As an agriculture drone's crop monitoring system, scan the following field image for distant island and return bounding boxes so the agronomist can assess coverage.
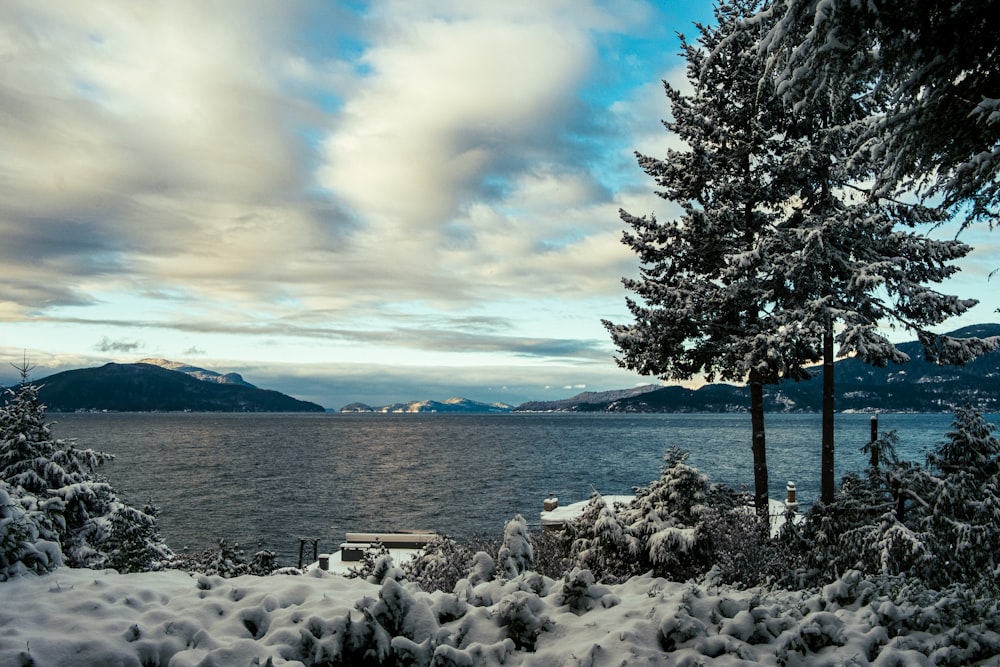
[341,397,514,414]
[25,361,325,413]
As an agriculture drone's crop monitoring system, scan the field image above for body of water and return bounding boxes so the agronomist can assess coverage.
[50,411,986,566]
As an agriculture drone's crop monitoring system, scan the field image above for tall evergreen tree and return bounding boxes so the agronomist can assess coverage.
[605,0,819,517]
[748,3,1000,503]
[610,0,998,513]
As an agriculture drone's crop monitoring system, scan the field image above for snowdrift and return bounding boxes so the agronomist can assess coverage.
[3,566,999,666]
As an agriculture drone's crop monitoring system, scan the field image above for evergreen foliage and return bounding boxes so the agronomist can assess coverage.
[609,0,997,511]
[0,371,172,573]
[604,0,820,516]
[165,539,281,578]
[917,406,1000,587]
[758,0,1000,224]
[497,514,534,578]
[787,407,1000,591]
[400,535,473,594]
[0,481,62,580]
[568,448,770,584]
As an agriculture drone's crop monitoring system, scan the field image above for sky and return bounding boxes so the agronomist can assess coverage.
[1,1,997,410]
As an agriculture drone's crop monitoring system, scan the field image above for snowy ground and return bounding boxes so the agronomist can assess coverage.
[3,565,999,666]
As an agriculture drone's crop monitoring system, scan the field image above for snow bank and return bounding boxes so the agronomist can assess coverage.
[3,566,999,666]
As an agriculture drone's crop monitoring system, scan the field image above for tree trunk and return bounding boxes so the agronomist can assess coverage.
[821,323,835,504]
[749,371,769,520]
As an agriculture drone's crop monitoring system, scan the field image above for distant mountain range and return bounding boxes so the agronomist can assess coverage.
[10,323,999,414]
[341,397,514,413]
[515,324,1000,414]
[25,362,325,413]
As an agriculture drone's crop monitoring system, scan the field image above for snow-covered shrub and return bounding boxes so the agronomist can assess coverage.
[570,492,643,583]
[430,640,516,667]
[556,567,617,615]
[370,578,439,642]
[103,500,173,573]
[916,406,1000,588]
[657,607,709,652]
[791,428,934,586]
[789,408,1000,591]
[0,481,62,579]
[492,590,551,650]
[0,378,172,571]
[496,514,533,578]
[570,448,720,582]
[341,541,405,584]
[526,527,573,580]
[166,539,279,577]
[698,492,802,588]
[403,535,479,594]
[404,531,520,594]
[466,550,496,586]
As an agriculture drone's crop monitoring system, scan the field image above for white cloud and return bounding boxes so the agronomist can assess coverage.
[318,18,594,231]
[1,0,667,319]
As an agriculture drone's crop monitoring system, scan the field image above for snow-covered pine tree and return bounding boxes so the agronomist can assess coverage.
[916,406,1000,586]
[758,0,999,225]
[745,6,999,503]
[569,449,719,582]
[799,429,931,582]
[604,0,822,518]
[568,492,640,583]
[0,367,172,571]
[0,481,63,579]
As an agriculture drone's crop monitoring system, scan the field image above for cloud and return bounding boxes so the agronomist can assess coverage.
[45,315,608,360]
[319,18,593,228]
[0,0,735,376]
[0,0,661,318]
[95,337,144,353]
[0,1,357,305]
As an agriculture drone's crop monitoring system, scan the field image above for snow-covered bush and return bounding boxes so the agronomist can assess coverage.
[466,550,496,586]
[492,590,552,650]
[166,538,279,577]
[525,526,573,580]
[916,406,1000,588]
[402,535,474,594]
[0,481,62,580]
[570,448,724,583]
[341,540,404,584]
[698,492,803,588]
[791,407,1000,590]
[405,528,570,595]
[556,567,617,615]
[496,514,533,578]
[0,377,172,572]
[569,492,641,583]
[104,500,171,573]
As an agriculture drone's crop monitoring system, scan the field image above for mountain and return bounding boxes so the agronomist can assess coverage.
[515,324,1000,414]
[30,362,325,412]
[340,397,513,413]
[137,358,256,388]
[515,384,664,412]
